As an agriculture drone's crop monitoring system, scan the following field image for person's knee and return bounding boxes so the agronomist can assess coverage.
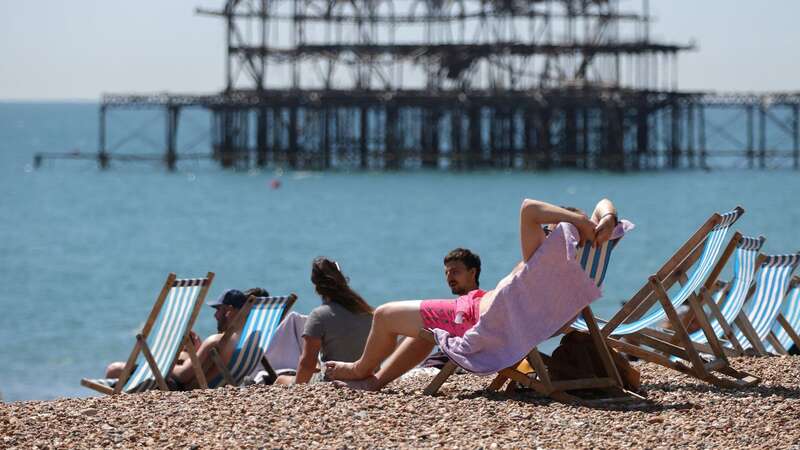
[105,361,125,378]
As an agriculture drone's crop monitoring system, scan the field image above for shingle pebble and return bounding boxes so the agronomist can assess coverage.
[1,357,799,448]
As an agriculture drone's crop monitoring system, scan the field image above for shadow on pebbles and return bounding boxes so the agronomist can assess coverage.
[2,357,800,448]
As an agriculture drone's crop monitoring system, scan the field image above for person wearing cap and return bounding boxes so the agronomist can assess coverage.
[103,287,268,390]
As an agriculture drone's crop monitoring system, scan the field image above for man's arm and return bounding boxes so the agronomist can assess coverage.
[294,336,322,384]
[171,334,223,385]
[520,199,596,262]
[591,198,618,246]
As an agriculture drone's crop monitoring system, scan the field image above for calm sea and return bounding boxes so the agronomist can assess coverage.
[1,102,798,402]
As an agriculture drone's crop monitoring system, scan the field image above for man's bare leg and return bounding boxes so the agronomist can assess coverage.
[326,300,424,380]
[334,336,435,391]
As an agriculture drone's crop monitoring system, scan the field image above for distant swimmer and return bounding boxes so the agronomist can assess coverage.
[270,179,281,189]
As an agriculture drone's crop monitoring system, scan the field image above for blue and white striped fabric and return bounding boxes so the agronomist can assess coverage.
[606,208,741,336]
[122,279,205,392]
[769,281,800,351]
[734,254,800,350]
[570,238,622,332]
[688,236,764,345]
[83,279,206,393]
[210,296,293,387]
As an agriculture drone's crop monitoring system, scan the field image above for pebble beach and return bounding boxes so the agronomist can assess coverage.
[2,357,799,449]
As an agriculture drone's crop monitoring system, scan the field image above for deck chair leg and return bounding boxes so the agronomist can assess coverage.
[423,360,457,396]
[776,314,800,349]
[649,277,710,377]
[687,292,729,363]
[735,312,769,356]
[80,379,116,395]
[581,306,624,388]
[210,346,236,387]
[487,373,509,391]
[261,356,278,384]
[702,290,747,355]
[766,332,788,356]
[183,336,208,389]
[137,334,170,391]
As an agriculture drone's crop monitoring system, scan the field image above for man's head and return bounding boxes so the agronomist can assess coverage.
[207,289,249,333]
[444,248,481,295]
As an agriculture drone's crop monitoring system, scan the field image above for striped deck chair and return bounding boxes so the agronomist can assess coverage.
[81,273,214,395]
[732,254,800,356]
[631,234,763,388]
[588,207,758,388]
[207,294,297,388]
[423,227,633,403]
[767,276,800,354]
[687,235,765,357]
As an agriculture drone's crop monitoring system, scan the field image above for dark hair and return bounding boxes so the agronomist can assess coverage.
[443,248,481,286]
[311,257,373,315]
[243,287,270,298]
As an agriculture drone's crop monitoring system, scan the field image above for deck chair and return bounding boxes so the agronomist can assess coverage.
[206,294,297,388]
[626,234,763,385]
[766,276,800,354]
[586,207,758,388]
[732,254,800,356]
[81,273,214,394]
[422,223,633,403]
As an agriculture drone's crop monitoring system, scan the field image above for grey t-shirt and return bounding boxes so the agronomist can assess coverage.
[303,302,372,363]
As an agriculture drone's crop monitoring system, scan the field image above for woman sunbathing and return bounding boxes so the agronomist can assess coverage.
[324,198,619,391]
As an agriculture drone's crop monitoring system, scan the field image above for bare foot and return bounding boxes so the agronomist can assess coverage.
[324,361,370,381]
[331,377,381,392]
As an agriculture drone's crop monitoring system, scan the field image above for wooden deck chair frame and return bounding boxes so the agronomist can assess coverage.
[597,209,761,388]
[617,233,761,387]
[731,257,800,356]
[206,293,298,388]
[81,272,214,395]
[766,276,800,355]
[421,233,638,404]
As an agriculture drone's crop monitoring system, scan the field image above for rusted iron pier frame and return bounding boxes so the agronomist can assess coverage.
[83,89,800,171]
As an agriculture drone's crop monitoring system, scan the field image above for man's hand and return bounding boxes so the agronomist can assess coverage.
[593,214,617,247]
[189,331,202,349]
[574,216,597,247]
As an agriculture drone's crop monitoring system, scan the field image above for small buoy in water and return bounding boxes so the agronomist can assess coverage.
[270,179,281,189]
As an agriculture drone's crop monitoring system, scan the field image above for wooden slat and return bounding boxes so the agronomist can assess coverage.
[138,334,170,391]
[734,311,769,356]
[776,314,800,348]
[80,379,116,395]
[423,361,457,396]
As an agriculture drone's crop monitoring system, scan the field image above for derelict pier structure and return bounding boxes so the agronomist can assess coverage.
[38,0,800,171]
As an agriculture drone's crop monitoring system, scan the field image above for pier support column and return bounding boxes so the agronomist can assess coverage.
[747,105,754,169]
[793,105,799,170]
[385,104,399,170]
[699,105,708,170]
[468,105,481,169]
[165,106,180,171]
[759,104,767,169]
[256,107,268,167]
[288,106,298,169]
[360,106,369,170]
[451,108,463,170]
[98,105,109,170]
[422,107,440,169]
[636,106,648,171]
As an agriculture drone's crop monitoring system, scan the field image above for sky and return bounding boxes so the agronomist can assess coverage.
[0,0,797,100]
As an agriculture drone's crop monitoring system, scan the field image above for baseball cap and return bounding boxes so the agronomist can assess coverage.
[207,289,247,308]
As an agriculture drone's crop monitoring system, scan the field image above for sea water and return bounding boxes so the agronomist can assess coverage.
[1,102,798,402]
